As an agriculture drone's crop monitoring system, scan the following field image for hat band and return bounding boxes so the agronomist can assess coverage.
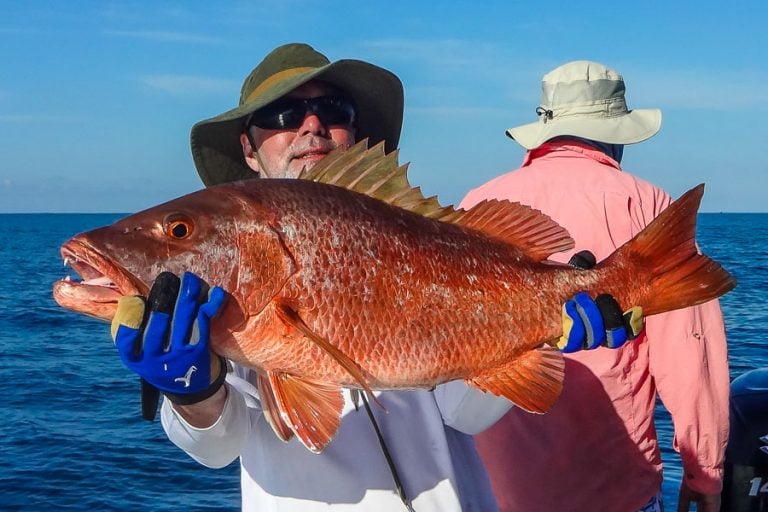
[541,78,626,105]
[542,97,629,123]
[243,66,318,105]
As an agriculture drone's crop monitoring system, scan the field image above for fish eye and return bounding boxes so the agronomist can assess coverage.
[163,214,194,240]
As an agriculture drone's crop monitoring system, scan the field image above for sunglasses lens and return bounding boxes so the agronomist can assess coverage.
[248,99,305,130]
[312,97,356,127]
[248,96,356,130]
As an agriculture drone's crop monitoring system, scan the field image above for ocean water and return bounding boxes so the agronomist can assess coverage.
[0,214,240,511]
[0,212,765,511]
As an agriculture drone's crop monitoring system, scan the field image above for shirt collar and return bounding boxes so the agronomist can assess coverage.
[521,139,623,170]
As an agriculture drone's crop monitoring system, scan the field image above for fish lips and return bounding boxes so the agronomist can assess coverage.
[53,237,145,321]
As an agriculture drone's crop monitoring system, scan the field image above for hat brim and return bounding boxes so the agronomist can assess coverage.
[191,60,403,186]
[506,109,662,150]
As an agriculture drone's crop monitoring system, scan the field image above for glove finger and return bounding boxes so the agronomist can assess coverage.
[595,294,628,349]
[143,272,181,355]
[140,378,160,421]
[573,291,605,350]
[568,250,597,270]
[188,286,226,347]
[175,286,227,391]
[623,306,644,340]
[111,296,144,368]
[143,312,172,356]
[111,295,146,342]
[169,272,206,351]
[114,324,144,363]
[147,272,182,312]
[112,295,147,362]
[199,286,226,320]
[557,299,587,353]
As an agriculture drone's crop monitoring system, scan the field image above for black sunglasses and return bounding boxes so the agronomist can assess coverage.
[245,95,356,131]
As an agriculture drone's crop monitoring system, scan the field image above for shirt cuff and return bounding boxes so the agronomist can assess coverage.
[683,464,724,495]
[434,380,515,434]
[161,383,248,468]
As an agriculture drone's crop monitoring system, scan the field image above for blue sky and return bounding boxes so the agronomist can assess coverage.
[1,0,766,213]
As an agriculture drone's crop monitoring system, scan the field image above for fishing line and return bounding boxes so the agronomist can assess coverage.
[359,392,416,512]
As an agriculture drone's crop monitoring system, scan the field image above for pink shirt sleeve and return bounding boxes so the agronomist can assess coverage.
[647,300,730,494]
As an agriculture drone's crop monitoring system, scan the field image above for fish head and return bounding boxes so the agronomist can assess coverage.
[52,183,296,332]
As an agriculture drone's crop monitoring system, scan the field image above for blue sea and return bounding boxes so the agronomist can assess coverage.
[0,213,765,511]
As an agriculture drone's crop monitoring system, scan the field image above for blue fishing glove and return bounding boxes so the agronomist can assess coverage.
[111,271,227,406]
[558,251,644,353]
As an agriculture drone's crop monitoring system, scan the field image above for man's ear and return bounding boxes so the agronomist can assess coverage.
[240,132,262,173]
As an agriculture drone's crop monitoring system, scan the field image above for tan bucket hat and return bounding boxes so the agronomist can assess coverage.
[190,43,404,186]
[506,60,661,150]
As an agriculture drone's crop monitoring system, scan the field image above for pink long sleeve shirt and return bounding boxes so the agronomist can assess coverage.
[461,141,730,512]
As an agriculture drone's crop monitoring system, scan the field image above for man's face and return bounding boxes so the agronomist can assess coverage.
[240,81,357,179]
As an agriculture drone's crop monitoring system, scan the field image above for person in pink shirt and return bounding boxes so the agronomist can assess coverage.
[462,61,730,512]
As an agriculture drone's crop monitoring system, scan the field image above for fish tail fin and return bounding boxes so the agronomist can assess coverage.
[603,184,736,316]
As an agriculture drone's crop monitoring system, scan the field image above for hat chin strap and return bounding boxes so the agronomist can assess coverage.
[252,151,268,178]
[245,129,268,177]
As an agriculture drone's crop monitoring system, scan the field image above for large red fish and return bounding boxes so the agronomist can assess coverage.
[52,141,735,452]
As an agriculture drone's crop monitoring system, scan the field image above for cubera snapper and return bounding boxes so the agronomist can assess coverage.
[52,141,735,453]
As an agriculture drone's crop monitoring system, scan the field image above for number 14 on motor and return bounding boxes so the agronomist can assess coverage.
[749,477,768,496]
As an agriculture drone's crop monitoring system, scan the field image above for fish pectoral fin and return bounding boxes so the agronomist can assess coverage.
[257,371,294,443]
[468,345,565,413]
[275,302,377,401]
[267,371,344,453]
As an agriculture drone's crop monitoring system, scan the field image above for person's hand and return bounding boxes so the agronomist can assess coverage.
[677,480,721,512]
[111,271,227,406]
[557,251,644,353]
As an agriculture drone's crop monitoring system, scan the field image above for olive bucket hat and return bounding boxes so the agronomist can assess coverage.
[191,43,404,186]
[506,60,661,150]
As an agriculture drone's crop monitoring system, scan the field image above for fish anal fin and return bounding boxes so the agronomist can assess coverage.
[457,200,575,261]
[469,345,565,413]
[275,302,377,402]
[268,371,344,453]
[256,371,294,443]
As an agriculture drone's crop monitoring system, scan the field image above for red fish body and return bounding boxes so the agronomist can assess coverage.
[53,142,735,452]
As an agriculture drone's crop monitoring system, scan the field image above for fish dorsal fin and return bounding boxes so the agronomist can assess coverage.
[256,371,294,443]
[302,140,573,259]
[301,139,460,222]
[267,371,344,453]
[455,200,575,262]
[468,345,565,413]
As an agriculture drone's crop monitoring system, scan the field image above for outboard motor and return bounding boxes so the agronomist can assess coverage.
[722,368,768,511]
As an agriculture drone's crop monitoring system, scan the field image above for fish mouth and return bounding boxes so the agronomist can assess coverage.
[52,237,146,322]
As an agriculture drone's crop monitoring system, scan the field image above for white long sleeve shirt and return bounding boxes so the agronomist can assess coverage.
[162,364,513,511]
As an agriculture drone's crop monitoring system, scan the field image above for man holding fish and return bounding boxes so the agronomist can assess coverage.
[75,45,726,511]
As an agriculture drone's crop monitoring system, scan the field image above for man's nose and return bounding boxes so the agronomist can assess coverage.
[298,113,328,137]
